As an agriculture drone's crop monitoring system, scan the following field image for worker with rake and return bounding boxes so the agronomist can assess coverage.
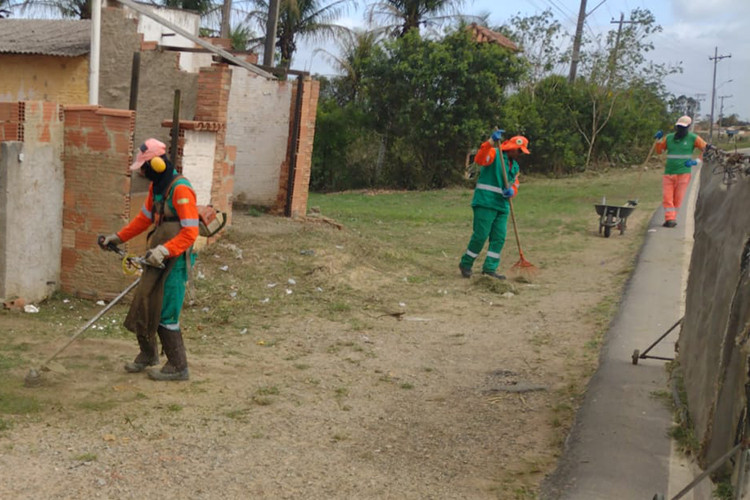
[654,115,711,228]
[100,138,198,381]
[459,130,530,280]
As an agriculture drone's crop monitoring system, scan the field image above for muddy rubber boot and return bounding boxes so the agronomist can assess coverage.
[124,335,159,373]
[148,326,189,381]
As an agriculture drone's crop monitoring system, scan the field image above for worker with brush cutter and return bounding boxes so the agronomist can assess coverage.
[100,138,198,381]
[654,115,712,228]
[459,130,529,280]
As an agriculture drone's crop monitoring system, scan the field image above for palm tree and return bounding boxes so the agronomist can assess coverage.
[366,0,466,38]
[242,0,353,68]
[314,27,383,102]
[19,0,90,18]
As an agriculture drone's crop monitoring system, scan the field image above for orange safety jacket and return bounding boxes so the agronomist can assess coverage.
[117,180,199,257]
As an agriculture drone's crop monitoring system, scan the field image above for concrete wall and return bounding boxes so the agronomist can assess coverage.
[228,71,292,207]
[679,151,750,469]
[99,6,198,195]
[180,129,217,205]
[124,5,200,72]
[0,54,89,105]
[0,102,64,303]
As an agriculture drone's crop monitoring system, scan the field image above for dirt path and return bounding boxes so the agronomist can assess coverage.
[0,206,651,499]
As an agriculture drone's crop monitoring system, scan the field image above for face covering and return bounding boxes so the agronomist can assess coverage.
[674,125,688,140]
[140,157,177,196]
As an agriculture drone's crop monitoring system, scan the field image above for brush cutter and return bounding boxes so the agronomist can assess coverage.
[497,137,537,277]
[23,239,160,387]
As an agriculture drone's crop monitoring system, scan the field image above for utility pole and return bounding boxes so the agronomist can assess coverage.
[568,0,587,83]
[220,0,232,38]
[608,13,637,85]
[263,0,281,67]
[718,94,732,140]
[693,93,706,121]
[708,47,731,142]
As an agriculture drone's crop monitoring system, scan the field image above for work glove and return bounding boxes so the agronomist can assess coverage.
[684,159,698,167]
[144,245,170,267]
[491,129,504,142]
[502,187,514,198]
[654,130,663,140]
[99,233,122,248]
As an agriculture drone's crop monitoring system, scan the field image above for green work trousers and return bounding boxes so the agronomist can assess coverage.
[460,205,509,273]
[160,253,190,328]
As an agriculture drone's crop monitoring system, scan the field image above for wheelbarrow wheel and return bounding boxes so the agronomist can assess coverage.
[632,349,640,365]
[604,214,613,238]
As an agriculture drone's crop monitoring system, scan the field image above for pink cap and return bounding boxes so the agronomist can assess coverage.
[129,138,167,170]
[675,115,692,127]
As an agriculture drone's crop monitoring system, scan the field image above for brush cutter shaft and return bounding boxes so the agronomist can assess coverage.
[39,278,140,368]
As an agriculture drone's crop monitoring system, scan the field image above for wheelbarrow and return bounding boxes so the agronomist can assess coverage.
[595,198,637,237]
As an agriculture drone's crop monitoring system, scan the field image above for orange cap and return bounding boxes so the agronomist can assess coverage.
[129,138,167,170]
[501,135,530,154]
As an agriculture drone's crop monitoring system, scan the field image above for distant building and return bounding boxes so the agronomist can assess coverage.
[0,19,91,104]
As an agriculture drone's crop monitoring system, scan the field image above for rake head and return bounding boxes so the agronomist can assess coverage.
[509,253,538,281]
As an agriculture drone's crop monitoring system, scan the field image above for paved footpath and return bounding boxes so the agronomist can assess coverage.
[541,165,711,499]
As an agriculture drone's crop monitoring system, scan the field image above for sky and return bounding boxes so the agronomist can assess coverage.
[293,0,750,122]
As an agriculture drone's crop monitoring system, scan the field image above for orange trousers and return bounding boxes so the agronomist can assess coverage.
[662,173,691,222]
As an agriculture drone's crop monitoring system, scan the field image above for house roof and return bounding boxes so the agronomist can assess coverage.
[0,19,91,57]
[467,23,519,52]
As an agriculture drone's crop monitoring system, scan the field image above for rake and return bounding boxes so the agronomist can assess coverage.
[498,143,538,279]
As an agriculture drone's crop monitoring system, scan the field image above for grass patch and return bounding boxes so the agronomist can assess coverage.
[0,392,41,415]
[0,418,13,431]
[73,452,97,462]
[256,386,280,396]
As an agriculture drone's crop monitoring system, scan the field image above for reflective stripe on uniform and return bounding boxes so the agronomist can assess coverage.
[486,251,501,259]
[176,198,190,205]
[666,154,693,159]
[465,249,479,258]
[476,183,504,194]
[141,205,153,219]
[159,322,180,330]
[180,218,199,228]
[665,208,676,212]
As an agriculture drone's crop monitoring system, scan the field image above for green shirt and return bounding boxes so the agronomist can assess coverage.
[471,149,519,210]
[664,132,699,175]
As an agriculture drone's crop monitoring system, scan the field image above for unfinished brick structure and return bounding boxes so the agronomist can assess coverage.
[60,106,135,299]
[0,5,320,304]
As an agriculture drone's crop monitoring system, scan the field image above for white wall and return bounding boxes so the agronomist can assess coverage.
[228,70,292,206]
[0,139,64,303]
[180,130,216,206]
[120,4,201,72]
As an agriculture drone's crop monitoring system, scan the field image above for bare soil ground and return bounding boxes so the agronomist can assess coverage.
[0,194,654,499]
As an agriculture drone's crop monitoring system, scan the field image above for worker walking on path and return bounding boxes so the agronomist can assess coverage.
[100,138,199,381]
[654,115,711,228]
[459,131,529,280]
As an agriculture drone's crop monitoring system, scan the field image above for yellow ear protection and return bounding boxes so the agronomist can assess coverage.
[150,156,166,173]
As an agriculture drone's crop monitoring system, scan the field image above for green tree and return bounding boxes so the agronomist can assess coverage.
[572,8,678,168]
[498,9,568,96]
[314,28,384,105]
[504,75,584,175]
[669,95,700,122]
[244,0,353,68]
[361,27,524,188]
[366,0,466,38]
